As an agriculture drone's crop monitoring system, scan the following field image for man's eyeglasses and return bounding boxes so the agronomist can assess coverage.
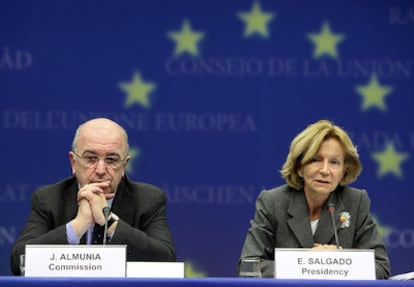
[72,151,127,170]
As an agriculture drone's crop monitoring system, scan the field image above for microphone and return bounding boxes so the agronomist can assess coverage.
[327,203,340,249]
[102,207,111,245]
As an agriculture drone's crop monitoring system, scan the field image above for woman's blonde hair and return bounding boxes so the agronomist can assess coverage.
[280,120,362,190]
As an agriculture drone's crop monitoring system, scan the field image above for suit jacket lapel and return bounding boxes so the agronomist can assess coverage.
[62,180,88,243]
[287,190,314,248]
[314,191,345,245]
[111,177,134,221]
[63,180,79,222]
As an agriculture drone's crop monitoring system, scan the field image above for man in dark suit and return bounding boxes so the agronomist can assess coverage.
[10,118,176,275]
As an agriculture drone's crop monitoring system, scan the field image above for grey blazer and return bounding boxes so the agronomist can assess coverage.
[239,184,390,279]
[10,176,176,275]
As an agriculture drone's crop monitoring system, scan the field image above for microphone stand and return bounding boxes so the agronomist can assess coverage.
[102,207,111,245]
[327,203,340,249]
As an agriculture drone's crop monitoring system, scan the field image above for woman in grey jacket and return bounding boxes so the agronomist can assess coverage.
[239,119,390,279]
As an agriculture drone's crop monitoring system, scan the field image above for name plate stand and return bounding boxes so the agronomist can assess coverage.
[274,248,375,280]
[25,244,126,277]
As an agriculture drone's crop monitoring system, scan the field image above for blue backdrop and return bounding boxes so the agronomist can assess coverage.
[1,0,413,277]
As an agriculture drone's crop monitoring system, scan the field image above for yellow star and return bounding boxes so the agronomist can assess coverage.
[308,22,345,59]
[356,73,393,111]
[372,142,409,178]
[118,72,156,109]
[168,19,205,57]
[238,1,275,38]
[184,260,207,278]
[372,215,391,239]
[125,147,139,175]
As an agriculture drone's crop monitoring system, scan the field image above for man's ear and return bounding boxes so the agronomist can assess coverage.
[69,151,76,174]
[122,156,131,177]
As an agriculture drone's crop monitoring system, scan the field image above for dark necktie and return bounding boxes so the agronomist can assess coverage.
[91,223,104,244]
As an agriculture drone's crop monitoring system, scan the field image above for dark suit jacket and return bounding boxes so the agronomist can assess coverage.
[10,176,176,275]
[239,184,390,279]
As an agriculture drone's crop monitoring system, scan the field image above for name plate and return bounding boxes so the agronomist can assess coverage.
[25,244,126,277]
[274,248,375,280]
[126,262,185,278]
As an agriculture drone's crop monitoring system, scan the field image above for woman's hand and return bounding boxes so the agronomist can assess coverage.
[313,243,341,249]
